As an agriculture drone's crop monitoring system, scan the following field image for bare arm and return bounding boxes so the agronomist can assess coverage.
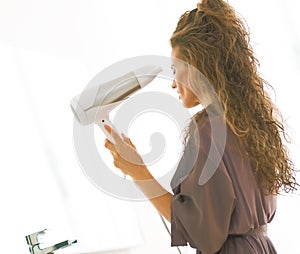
[103,125,173,222]
[131,167,173,222]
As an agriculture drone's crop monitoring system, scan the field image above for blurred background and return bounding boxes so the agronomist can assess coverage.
[0,0,299,253]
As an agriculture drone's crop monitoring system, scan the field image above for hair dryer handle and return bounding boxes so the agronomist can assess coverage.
[97,118,127,179]
[97,118,117,144]
[95,100,124,143]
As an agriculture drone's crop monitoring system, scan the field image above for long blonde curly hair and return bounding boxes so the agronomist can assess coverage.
[170,0,297,194]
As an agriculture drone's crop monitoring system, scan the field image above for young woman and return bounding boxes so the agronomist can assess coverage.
[104,0,297,253]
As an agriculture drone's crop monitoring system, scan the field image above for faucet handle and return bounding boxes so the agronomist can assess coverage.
[26,229,47,246]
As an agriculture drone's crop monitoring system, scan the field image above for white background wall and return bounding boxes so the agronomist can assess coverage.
[0,0,299,253]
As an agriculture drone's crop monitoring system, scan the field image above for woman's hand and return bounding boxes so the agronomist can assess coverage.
[104,125,172,221]
[104,125,148,180]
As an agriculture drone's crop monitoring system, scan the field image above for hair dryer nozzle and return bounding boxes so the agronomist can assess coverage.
[70,97,88,125]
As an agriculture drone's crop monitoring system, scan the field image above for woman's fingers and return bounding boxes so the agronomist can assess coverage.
[121,133,136,148]
[104,124,123,144]
[104,139,120,161]
[103,124,143,167]
[104,124,112,133]
[104,138,115,152]
[104,124,136,148]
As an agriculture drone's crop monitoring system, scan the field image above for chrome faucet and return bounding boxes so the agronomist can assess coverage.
[25,229,77,254]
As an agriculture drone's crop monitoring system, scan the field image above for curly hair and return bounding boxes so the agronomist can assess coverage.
[170,0,297,194]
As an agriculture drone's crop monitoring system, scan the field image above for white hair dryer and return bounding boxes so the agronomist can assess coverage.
[70,65,162,140]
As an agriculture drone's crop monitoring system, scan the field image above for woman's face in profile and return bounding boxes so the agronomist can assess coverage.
[171,46,200,108]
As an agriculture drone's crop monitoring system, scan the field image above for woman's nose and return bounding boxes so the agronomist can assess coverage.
[171,80,177,89]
